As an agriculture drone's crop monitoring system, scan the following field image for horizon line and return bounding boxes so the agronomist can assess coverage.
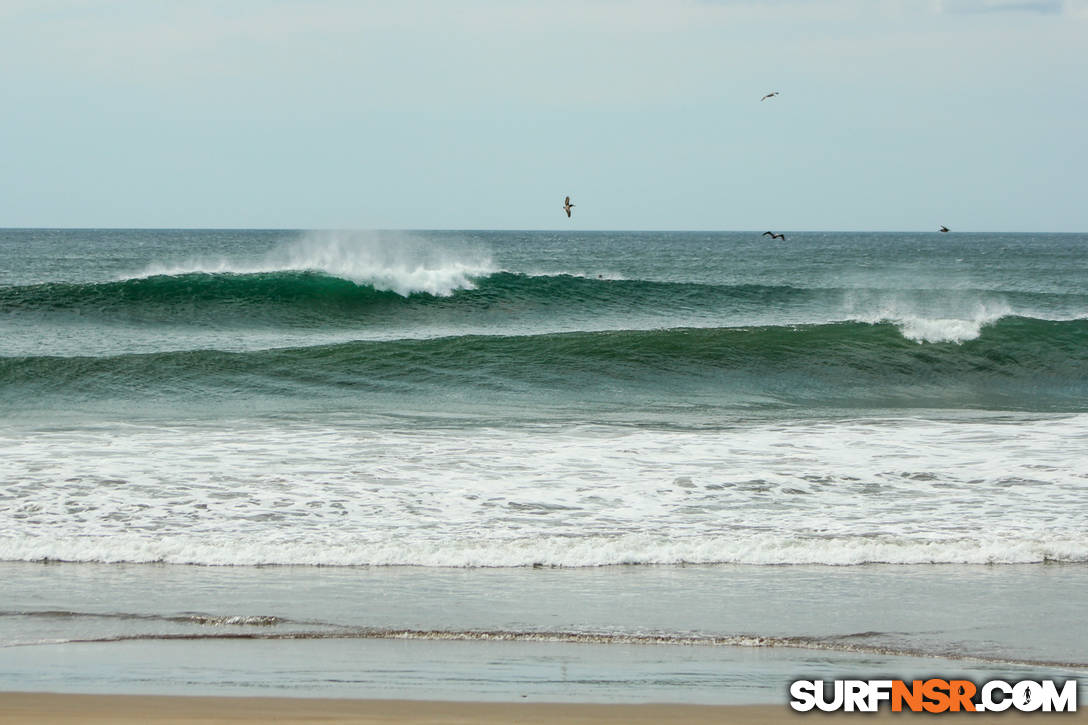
[2,226,1084,235]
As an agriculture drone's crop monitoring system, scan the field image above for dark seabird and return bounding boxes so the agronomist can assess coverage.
[563,196,575,218]
[760,91,779,101]
[939,225,950,233]
[762,231,786,240]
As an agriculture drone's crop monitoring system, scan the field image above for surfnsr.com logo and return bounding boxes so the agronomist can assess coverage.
[789,679,1077,713]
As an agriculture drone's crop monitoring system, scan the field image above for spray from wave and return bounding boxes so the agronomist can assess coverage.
[136,230,496,297]
[841,289,1015,343]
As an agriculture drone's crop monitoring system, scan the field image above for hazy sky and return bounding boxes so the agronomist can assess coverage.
[1,0,1085,231]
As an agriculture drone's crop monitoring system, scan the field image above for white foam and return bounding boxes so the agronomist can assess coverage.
[1,532,1085,568]
[841,290,1014,342]
[134,230,496,297]
[3,414,1087,567]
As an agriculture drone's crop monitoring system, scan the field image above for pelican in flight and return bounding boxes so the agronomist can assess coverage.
[939,225,950,233]
[762,231,786,240]
[761,91,779,101]
[563,196,575,218]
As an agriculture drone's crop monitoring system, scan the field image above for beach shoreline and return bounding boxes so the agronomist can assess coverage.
[3,692,1085,724]
[4,230,1086,721]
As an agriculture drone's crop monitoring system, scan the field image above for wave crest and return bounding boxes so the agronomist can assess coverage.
[137,230,496,297]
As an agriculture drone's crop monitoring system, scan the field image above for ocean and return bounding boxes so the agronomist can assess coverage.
[1,228,1085,703]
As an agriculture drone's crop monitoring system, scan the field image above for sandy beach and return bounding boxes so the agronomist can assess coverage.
[0,694,773,724]
[2,693,1086,725]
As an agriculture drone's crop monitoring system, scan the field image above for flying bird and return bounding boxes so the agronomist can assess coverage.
[563,196,575,218]
[762,231,786,240]
[761,91,779,101]
[939,225,950,233]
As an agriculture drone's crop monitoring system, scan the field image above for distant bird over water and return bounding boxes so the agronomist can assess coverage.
[762,231,786,240]
[939,225,950,233]
[563,196,575,218]
[760,91,779,101]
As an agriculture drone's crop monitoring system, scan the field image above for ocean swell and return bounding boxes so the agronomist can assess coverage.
[2,269,1084,342]
[2,318,1085,411]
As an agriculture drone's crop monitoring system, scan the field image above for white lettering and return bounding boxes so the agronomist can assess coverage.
[816,680,844,712]
[844,680,869,712]
[789,680,817,712]
[1041,680,1078,712]
[867,680,893,711]
[982,680,1013,712]
[1014,681,1043,712]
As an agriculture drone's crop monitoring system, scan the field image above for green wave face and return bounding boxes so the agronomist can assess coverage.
[3,269,1085,329]
[4,318,1086,413]
[0,272,411,325]
[0,271,818,323]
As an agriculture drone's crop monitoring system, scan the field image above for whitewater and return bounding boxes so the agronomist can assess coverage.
[2,227,1086,701]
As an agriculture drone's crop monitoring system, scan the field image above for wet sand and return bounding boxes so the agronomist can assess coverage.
[1,693,1085,724]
